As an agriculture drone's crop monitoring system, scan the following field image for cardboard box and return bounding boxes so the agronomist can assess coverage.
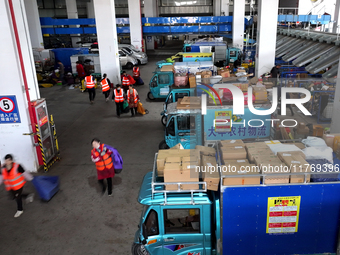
[220,139,244,147]
[247,148,274,163]
[165,156,181,164]
[277,152,310,183]
[180,96,201,105]
[254,155,282,167]
[262,163,289,184]
[245,142,269,151]
[189,74,196,88]
[221,146,247,160]
[293,143,306,150]
[296,126,310,135]
[161,65,174,72]
[235,83,249,92]
[176,99,201,110]
[222,164,260,186]
[201,155,220,191]
[334,136,340,152]
[313,125,324,137]
[323,133,340,149]
[164,163,199,190]
[221,70,230,78]
[195,145,215,157]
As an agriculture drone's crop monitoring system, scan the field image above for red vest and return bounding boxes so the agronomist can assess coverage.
[122,76,130,87]
[101,78,110,92]
[2,163,26,191]
[86,76,95,88]
[114,89,124,103]
[133,67,140,77]
[127,89,138,104]
[92,144,113,171]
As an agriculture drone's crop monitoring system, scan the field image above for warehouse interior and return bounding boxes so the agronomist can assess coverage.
[1,0,340,254]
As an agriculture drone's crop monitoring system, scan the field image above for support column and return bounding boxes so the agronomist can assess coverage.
[24,0,44,49]
[330,60,340,132]
[333,0,340,33]
[221,0,230,16]
[144,0,157,50]
[255,0,279,77]
[87,0,95,19]
[232,0,245,49]
[0,0,41,171]
[66,0,81,47]
[213,0,221,16]
[128,0,143,51]
[94,0,120,85]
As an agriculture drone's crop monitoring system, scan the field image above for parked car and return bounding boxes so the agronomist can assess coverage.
[118,50,137,69]
[118,44,148,65]
[90,43,137,69]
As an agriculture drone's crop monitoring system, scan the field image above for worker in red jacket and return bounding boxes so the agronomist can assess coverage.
[121,71,135,92]
[76,61,86,80]
[0,154,34,218]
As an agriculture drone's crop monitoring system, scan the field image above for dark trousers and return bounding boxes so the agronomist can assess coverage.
[98,178,112,194]
[10,188,27,211]
[103,90,110,99]
[88,88,96,102]
[130,107,137,116]
[116,102,124,116]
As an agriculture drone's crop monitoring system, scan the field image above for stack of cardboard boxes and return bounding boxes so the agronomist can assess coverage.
[221,140,310,186]
[156,145,220,191]
[253,86,267,102]
[277,151,310,183]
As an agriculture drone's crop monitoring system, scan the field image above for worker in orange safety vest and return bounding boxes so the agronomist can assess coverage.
[127,84,139,117]
[101,73,112,102]
[112,85,125,118]
[121,71,135,92]
[0,154,34,218]
[91,138,115,196]
[132,66,144,85]
[85,73,96,104]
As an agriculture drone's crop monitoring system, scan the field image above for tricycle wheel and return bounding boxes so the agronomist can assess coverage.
[161,115,167,126]
[159,140,169,149]
[131,243,149,255]
[147,92,155,100]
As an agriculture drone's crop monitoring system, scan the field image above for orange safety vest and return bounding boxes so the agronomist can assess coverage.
[2,163,26,191]
[114,89,124,103]
[92,144,113,171]
[86,76,95,88]
[127,89,138,104]
[101,78,110,92]
[133,67,140,77]
[122,76,131,87]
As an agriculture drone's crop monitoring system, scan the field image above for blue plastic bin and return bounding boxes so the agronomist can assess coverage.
[32,176,59,202]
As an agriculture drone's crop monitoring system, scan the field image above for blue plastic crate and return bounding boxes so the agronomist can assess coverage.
[32,176,59,202]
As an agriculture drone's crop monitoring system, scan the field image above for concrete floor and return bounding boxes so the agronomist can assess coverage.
[0,40,330,255]
[0,42,182,255]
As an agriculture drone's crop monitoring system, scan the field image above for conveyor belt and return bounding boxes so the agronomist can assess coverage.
[305,47,340,74]
[292,44,335,67]
[282,41,317,62]
[322,64,338,82]
[276,39,304,58]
